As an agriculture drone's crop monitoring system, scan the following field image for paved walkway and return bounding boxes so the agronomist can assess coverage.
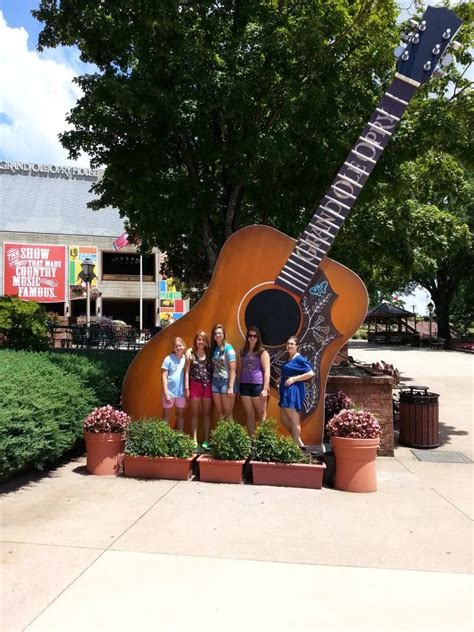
[1,344,472,631]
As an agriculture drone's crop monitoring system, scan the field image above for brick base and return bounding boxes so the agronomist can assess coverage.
[327,374,394,456]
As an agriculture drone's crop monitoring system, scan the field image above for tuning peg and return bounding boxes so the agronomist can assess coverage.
[401,51,410,61]
[400,32,411,43]
[433,68,446,80]
[423,61,432,71]
[394,45,405,59]
[451,41,463,51]
[441,53,454,67]
[432,44,441,55]
[412,33,420,44]
[419,20,427,32]
[409,19,419,28]
[443,29,451,40]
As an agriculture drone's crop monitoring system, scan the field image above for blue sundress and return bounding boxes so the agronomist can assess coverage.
[278,354,313,412]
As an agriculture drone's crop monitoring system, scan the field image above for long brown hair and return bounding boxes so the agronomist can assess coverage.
[211,323,226,355]
[191,330,210,362]
[242,325,264,356]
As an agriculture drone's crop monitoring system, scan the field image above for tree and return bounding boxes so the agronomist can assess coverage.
[34,0,399,289]
[0,297,49,350]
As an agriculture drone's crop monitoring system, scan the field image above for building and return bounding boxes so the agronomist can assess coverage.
[0,160,187,328]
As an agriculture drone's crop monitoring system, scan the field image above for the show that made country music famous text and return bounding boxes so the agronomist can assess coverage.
[122,6,463,444]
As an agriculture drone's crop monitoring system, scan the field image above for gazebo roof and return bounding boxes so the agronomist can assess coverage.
[365,302,413,320]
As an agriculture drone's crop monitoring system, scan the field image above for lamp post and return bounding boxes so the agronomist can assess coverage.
[427,300,434,341]
[412,304,417,332]
[79,257,96,327]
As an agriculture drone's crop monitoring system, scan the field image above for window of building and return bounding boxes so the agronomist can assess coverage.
[102,252,155,281]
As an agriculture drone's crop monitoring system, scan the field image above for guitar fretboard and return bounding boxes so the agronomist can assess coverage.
[275,75,418,296]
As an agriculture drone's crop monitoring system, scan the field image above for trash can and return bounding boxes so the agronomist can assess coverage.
[399,385,440,448]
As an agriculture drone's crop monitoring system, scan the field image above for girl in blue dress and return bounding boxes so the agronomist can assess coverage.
[278,336,315,448]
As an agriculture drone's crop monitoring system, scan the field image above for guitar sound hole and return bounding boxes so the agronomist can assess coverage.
[244,289,302,347]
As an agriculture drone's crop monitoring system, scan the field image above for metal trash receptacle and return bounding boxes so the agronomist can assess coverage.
[399,385,440,448]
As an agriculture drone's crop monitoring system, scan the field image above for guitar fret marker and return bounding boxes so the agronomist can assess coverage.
[308,220,333,233]
[395,72,420,88]
[385,92,409,105]
[359,136,384,151]
[351,149,377,165]
[368,122,392,136]
[300,234,330,248]
[287,257,316,274]
[325,195,351,211]
[314,215,339,231]
[308,224,334,239]
[320,205,345,221]
[283,264,311,283]
[278,270,307,291]
[291,252,319,269]
[336,173,363,188]
[343,161,368,176]
[275,278,304,296]
[332,185,357,200]
[375,107,400,122]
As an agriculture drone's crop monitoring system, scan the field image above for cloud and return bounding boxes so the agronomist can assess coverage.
[0,11,90,166]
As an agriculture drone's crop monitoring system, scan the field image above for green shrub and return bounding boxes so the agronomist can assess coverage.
[0,350,97,478]
[48,350,136,407]
[0,296,48,350]
[124,419,194,458]
[0,348,136,478]
[251,419,303,464]
[209,419,251,461]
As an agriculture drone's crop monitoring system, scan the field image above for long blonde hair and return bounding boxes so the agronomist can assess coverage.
[171,336,186,352]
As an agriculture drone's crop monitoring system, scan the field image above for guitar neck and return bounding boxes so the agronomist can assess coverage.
[275,74,418,297]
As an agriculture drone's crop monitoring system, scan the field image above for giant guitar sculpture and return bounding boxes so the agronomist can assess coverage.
[123,7,462,444]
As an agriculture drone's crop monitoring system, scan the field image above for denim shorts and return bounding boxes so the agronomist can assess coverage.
[239,382,263,397]
[212,377,238,395]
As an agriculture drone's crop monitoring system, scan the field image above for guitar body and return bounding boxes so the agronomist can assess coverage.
[122,224,368,444]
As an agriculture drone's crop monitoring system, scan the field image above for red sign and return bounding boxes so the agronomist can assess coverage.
[3,243,67,303]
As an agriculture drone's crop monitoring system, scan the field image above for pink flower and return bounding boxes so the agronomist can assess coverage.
[327,408,380,439]
[83,405,130,434]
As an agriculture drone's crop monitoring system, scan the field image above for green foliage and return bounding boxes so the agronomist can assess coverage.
[251,419,303,464]
[0,349,136,478]
[33,0,399,290]
[0,350,97,478]
[210,419,251,461]
[48,350,136,407]
[0,296,49,350]
[352,327,368,340]
[124,418,194,458]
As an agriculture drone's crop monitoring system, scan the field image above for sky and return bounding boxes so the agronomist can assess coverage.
[0,1,445,313]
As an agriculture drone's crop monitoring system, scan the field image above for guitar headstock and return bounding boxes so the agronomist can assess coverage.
[396,6,463,85]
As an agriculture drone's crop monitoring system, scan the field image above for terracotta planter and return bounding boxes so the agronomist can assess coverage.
[251,461,326,489]
[197,455,246,484]
[84,431,124,476]
[123,454,195,480]
[331,436,379,493]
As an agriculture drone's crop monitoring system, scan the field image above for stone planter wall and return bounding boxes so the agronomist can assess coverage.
[327,374,394,456]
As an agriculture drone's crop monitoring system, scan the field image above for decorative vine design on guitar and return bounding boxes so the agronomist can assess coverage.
[268,269,340,419]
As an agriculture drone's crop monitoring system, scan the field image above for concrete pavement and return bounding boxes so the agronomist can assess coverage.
[1,344,472,631]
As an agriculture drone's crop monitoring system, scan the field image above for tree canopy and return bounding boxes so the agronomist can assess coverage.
[34,1,473,335]
[34,0,399,290]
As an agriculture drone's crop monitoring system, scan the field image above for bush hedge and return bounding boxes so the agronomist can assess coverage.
[0,349,136,478]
